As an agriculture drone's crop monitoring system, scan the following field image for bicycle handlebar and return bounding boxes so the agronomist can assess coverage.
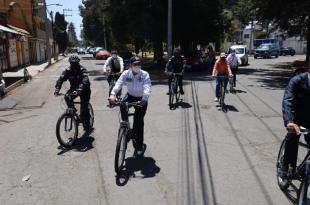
[107,101,142,108]
[300,126,310,134]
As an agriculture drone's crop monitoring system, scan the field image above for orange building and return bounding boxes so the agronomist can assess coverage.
[0,0,50,71]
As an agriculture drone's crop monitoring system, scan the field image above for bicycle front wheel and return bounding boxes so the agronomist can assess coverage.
[88,103,94,128]
[169,84,175,108]
[114,127,128,173]
[277,138,290,191]
[220,83,225,108]
[56,113,78,148]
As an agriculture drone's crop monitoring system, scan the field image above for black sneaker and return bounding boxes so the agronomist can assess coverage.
[180,90,184,95]
[135,144,146,157]
[166,91,170,95]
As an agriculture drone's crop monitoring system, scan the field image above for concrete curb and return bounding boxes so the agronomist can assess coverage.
[2,57,66,97]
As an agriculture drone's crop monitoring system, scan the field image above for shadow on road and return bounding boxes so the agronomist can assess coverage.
[115,156,161,186]
[216,104,239,112]
[57,132,95,155]
[88,70,103,76]
[171,101,192,110]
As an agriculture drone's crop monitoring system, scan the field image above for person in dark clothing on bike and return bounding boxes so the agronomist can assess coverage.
[280,63,310,177]
[54,55,92,132]
[165,48,185,95]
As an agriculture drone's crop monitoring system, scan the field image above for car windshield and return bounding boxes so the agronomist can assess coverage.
[234,48,244,54]
[258,44,271,49]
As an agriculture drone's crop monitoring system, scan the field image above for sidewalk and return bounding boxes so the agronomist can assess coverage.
[2,55,66,94]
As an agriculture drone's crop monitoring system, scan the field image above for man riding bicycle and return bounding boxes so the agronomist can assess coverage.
[165,48,185,95]
[280,63,310,178]
[227,49,241,88]
[54,55,92,132]
[108,56,151,156]
[212,52,233,102]
[103,50,124,85]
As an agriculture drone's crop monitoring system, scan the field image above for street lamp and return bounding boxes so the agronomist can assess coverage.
[37,1,62,65]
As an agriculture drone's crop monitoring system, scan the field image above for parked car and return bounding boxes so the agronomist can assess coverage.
[96,50,111,60]
[77,48,86,55]
[254,43,280,59]
[184,51,203,71]
[230,45,248,65]
[93,47,104,58]
[280,47,295,56]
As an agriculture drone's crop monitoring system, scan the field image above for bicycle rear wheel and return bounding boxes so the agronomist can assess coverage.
[114,127,128,173]
[277,139,290,190]
[298,182,310,205]
[56,113,78,148]
[175,81,180,102]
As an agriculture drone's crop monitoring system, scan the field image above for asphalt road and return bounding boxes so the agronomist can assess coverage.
[0,54,306,205]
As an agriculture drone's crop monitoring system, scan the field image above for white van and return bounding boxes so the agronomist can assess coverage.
[230,45,248,65]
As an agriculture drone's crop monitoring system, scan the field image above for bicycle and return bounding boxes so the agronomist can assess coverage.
[108,73,121,98]
[216,76,229,110]
[109,101,143,174]
[276,126,310,204]
[167,72,182,109]
[55,92,94,148]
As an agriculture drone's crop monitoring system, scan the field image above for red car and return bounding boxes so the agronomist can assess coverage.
[96,50,111,60]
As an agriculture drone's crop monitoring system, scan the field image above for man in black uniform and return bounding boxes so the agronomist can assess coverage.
[280,63,310,177]
[54,55,92,132]
[165,48,185,95]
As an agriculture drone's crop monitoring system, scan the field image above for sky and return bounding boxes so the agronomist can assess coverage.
[46,0,83,40]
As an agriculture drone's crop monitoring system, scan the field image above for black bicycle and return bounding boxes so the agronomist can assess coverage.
[109,101,142,174]
[108,73,121,98]
[55,92,94,148]
[216,76,229,110]
[277,126,310,204]
[168,72,182,109]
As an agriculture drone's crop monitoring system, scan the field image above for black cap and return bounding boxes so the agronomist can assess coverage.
[129,56,141,64]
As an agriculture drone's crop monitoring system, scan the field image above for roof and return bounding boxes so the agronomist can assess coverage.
[0,25,21,35]
[7,24,31,36]
[230,45,247,49]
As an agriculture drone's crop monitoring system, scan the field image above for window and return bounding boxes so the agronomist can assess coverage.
[244,34,250,39]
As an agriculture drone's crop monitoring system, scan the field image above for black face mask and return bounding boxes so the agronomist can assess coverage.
[220,57,226,61]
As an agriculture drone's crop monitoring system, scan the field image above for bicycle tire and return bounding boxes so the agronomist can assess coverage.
[88,103,94,128]
[114,127,127,173]
[220,82,225,109]
[277,139,290,190]
[56,113,78,148]
[298,182,310,205]
[108,83,114,96]
[175,80,180,102]
[169,84,175,108]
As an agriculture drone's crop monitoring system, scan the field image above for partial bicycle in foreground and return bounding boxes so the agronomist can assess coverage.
[277,126,310,204]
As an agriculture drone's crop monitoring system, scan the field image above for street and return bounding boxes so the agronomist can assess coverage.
[0,54,305,205]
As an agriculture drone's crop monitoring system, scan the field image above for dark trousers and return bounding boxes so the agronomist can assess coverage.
[107,73,120,85]
[120,94,148,150]
[231,66,238,87]
[284,122,310,170]
[168,75,183,92]
[215,76,229,98]
[65,90,91,129]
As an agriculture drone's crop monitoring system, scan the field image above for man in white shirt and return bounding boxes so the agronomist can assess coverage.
[103,50,124,89]
[227,49,241,88]
[108,56,151,155]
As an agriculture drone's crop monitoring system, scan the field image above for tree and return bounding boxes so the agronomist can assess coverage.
[254,0,310,62]
[54,12,68,53]
[67,22,78,47]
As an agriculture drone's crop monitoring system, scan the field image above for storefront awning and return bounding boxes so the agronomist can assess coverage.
[0,25,21,35]
[7,24,31,36]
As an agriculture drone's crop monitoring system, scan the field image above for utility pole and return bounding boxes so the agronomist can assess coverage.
[50,11,57,60]
[102,16,107,49]
[43,0,52,65]
[168,0,173,58]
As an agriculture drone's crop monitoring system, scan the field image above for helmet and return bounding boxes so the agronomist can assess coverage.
[68,55,80,63]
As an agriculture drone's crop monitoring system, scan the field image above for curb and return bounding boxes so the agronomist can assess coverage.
[2,57,66,97]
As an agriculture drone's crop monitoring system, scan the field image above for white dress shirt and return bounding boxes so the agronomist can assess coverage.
[111,69,151,102]
[227,54,241,68]
[103,56,124,73]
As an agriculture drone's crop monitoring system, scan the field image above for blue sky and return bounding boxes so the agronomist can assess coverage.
[46,0,83,40]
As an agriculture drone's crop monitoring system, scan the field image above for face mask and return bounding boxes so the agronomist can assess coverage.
[132,66,141,74]
[112,54,117,59]
[220,57,226,61]
[231,52,235,55]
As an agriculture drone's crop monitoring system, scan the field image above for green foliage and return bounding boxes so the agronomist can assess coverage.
[54,12,68,53]
[232,0,256,29]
